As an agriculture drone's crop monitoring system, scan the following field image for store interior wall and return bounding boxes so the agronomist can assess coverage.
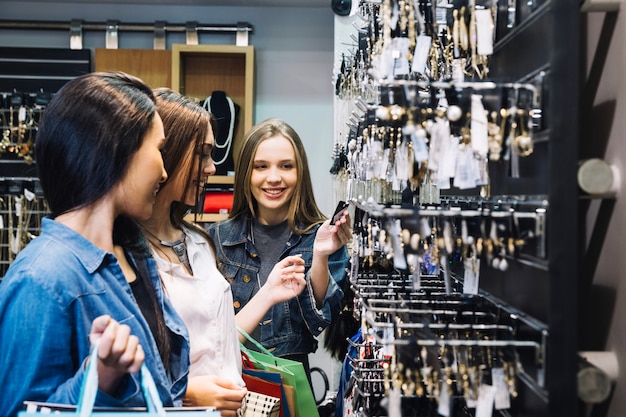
[583,8,626,417]
[0,0,341,402]
[9,3,626,414]
[330,5,626,417]
[0,1,338,213]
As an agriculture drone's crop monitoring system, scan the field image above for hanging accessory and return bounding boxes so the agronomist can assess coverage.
[203,93,236,167]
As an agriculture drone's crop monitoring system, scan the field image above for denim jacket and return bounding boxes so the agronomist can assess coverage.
[206,215,349,357]
[0,218,190,417]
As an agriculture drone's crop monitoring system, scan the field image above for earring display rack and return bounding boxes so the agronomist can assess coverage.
[332,0,578,415]
[348,270,549,411]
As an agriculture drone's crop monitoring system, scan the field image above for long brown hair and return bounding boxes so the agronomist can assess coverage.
[152,88,218,249]
[229,117,326,234]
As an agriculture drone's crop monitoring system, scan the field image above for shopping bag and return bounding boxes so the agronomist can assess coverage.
[280,384,296,417]
[19,339,218,416]
[241,365,291,417]
[238,328,319,417]
[238,391,281,417]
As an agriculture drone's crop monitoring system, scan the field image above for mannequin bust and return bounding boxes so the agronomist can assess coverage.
[203,91,240,176]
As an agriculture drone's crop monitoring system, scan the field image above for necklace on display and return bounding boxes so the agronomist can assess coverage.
[203,94,235,166]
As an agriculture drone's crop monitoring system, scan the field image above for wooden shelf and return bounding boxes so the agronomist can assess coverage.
[171,44,254,166]
[94,44,255,225]
[207,175,235,185]
[94,49,172,89]
[184,213,228,223]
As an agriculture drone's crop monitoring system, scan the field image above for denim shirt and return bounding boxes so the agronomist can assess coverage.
[0,217,190,417]
[206,215,349,357]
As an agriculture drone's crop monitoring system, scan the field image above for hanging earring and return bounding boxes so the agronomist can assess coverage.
[459,6,469,53]
[513,108,534,157]
[452,8,460,58]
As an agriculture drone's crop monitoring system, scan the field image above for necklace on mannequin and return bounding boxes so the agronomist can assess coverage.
[203,93,235,166]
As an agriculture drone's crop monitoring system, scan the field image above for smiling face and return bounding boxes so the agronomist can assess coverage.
[250,134,298,225]
[114,113,168,221]
[182,129,216,207]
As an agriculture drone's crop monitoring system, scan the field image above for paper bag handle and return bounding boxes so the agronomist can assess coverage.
[77,339,166,416]
[237,327,274,357]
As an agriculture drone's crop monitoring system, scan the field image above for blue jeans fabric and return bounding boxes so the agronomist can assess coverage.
[206,215,349,357]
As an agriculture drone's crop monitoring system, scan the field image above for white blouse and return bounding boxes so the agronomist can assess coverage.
[153,226,244,386]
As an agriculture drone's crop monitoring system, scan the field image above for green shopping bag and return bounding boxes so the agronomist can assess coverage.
[238,328,319,417]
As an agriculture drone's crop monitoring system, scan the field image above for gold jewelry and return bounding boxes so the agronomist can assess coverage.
[453,9,460,58]
[487,110,503,161]
[513,109,534,157]
[459,6,469,53]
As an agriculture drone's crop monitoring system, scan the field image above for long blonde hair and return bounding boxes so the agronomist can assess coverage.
[229,118,326,234]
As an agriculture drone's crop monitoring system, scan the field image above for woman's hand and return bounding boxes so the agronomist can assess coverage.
[314,210,352,256]
[184,375,248,417]
[261,255,306,304]
[88,315,145,394]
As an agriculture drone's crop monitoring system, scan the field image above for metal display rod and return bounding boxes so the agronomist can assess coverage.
[0,19,253,49]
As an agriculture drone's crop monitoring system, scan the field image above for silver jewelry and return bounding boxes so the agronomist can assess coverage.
[159,234,192,274]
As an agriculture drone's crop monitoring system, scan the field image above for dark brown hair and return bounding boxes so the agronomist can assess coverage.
[152,88,219,253]
[36,71,156,218]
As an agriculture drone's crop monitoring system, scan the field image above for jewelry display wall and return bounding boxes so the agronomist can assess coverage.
[0,97,49,279]
[0,47,91,279]
[0,21,255,269]
[0,179,48,277]
[332,0,578,416]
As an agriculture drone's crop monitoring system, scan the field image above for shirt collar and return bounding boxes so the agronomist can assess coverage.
[41,216,111,274]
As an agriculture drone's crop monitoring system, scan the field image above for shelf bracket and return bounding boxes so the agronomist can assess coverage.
[185,21,199,45]
[69,19,83,50]
[236,21,250,46]
[154,21,166,50]
[105,20,119,49]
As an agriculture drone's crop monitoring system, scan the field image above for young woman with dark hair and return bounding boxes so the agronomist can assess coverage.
[0,72,190,416]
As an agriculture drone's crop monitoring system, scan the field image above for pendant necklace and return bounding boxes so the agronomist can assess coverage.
[148,230,193,274]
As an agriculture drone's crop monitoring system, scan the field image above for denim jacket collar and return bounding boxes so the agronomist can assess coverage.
[41,216,111,274]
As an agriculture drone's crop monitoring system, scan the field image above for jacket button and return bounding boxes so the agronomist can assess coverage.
[250,253,257,258]
[243,275,251,283]
[234,301,241,309]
